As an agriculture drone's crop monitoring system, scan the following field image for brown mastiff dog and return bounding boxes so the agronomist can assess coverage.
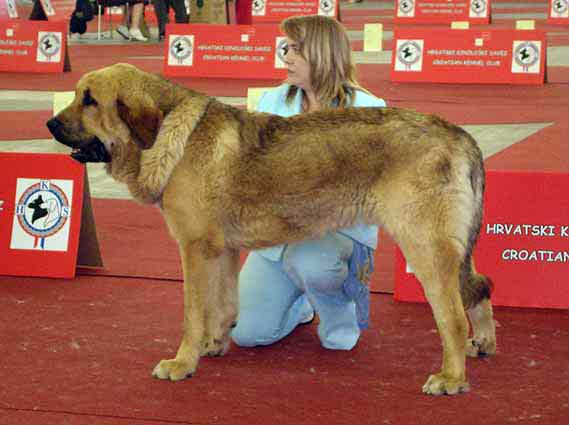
[47,63,496,395]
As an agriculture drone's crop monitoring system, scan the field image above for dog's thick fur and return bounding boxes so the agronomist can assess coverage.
[47,63,496,395]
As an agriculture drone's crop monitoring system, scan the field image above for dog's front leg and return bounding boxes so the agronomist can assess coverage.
[153,240,218,381]
[201,248,240,357]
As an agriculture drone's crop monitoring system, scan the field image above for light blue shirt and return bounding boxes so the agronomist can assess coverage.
[255,84,386,261]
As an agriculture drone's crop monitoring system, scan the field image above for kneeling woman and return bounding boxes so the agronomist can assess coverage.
[231,15,386,350]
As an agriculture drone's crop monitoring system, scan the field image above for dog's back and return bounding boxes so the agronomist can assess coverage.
[209,106,482,245]
[243,107,482,200]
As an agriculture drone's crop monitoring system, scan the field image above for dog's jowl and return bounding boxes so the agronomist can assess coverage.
[47,63,496,395]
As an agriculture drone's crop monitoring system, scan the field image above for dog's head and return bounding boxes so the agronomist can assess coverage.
[46,63,163,164]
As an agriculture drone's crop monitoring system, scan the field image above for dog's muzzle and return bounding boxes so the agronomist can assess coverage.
[46,117,111,164]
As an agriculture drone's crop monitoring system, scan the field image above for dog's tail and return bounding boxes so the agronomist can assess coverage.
[460,257,493,310]
[458,140,493,310]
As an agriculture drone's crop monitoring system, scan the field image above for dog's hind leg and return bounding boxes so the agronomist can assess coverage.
[463,258,496,357]
[153,239,220,381]
[201,248,240,357]
[397,235,470,396]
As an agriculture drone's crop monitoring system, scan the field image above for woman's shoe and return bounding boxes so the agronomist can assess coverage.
[129,27,148,42]
[116,24,130,40]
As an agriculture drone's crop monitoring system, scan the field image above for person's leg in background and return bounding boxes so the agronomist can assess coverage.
[231,251,313,347]
[29,0,48,20]
[170,0,188,23]
[152,0,169,40]
[116,4,131,39]
[128,0,148,41]
[115,2,146,41]
[282,233,361,350]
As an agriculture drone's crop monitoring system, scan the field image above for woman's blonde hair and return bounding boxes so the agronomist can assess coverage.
[281,15,362,108]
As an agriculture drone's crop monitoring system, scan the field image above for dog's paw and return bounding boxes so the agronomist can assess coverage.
[200,336,230,357]
[152,359,194,381]
[466,337,496,357]
[422,373,470,396]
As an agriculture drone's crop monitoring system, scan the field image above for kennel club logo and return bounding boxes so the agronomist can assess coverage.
[251,0,266,16]
[470,0,487,17]
[318,0,335,16]
[511,41,541,74]
[274,36,288,68]
[552,0,569,17]
[394,39,424,71]
[168,35,194,66]
[37,31,62,63]
[11,179,73,251]
[397,0,415,17]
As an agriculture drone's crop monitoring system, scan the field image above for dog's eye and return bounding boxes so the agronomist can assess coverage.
[83,90,98,107]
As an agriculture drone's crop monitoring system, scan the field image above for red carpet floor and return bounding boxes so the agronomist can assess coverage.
[1,276,568,425]
[2,3,569,423]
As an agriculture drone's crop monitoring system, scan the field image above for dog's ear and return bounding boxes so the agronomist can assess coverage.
[117,94,163,150]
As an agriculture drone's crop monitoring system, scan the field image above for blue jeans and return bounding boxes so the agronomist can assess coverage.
[232,232,365,350]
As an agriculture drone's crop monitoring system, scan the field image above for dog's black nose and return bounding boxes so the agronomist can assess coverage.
[46,117,62,135]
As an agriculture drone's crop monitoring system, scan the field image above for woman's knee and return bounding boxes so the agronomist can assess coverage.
[232,310,291,347]
[232,320,272,347]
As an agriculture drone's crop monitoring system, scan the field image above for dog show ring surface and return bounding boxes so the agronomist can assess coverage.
[395,170,569,309]
[0,0,568,422]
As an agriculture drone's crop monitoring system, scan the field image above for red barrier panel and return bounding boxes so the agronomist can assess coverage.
[251,0,338,24]
[394,0,491,24]
[0,21,68,73]
[163,24,287,80]
[394,170,569,309]
[0,153,102,279]
[391,28,546,85]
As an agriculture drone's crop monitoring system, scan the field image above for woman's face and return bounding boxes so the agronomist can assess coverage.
[283,37,312,92]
